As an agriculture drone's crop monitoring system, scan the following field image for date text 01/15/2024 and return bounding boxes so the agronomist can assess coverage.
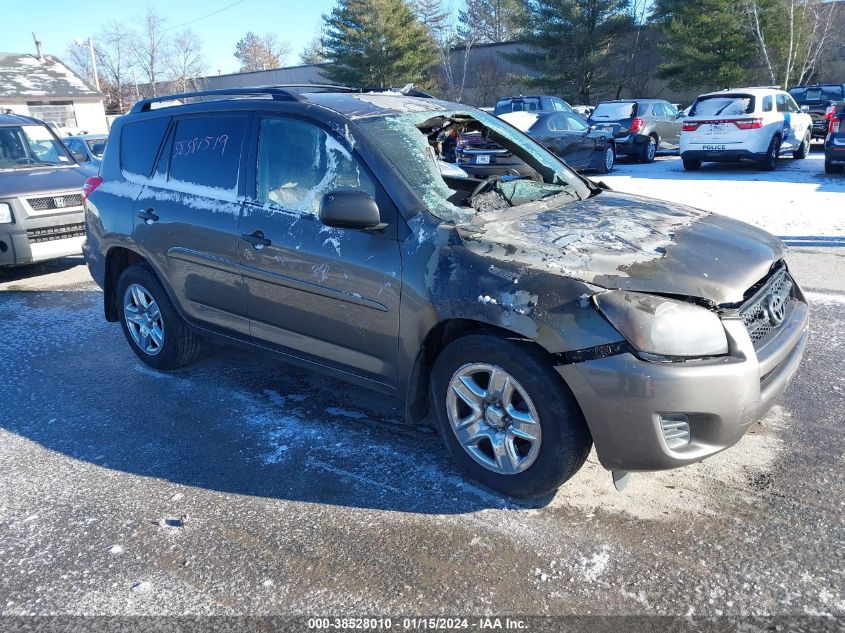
[306,617,529,630]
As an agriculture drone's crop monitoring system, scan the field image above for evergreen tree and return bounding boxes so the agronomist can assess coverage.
[322,0,438,88]
[508,0,629,104]
[652,0,754,91]
[458,0,526,43]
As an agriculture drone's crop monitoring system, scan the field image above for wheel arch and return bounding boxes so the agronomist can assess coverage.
[103,246,147,321]
[404,317,566,425]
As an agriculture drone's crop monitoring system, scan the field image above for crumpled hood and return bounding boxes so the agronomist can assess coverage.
[0,166,89,198]
[457,190,784,305]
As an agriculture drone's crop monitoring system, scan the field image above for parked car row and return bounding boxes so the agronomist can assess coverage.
[445,85,842,177]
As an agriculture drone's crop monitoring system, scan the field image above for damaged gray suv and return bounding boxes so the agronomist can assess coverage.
[83,86,809,498]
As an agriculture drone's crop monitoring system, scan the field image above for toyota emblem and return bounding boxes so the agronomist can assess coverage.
[765,291,787,326]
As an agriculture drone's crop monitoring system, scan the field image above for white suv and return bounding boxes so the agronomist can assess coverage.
[680,88,812,171]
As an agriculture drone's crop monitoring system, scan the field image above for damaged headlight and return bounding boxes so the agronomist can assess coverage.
[593,291,728,359]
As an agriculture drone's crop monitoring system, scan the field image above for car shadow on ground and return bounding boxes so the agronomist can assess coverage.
[0,256,86,286]
[0,289,535,515]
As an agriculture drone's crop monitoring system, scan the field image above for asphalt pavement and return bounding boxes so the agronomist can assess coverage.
[0,240,843,619]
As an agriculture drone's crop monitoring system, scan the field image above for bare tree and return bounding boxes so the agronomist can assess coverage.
[234,32,291,72]
[65,40,96,88]
[168,29,206,92]
[743,0,840,87]
[132,7,171,96]
[96,22,135,113]
[300,29,327,65]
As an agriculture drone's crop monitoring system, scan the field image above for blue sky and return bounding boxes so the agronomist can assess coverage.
[3,0,341,76]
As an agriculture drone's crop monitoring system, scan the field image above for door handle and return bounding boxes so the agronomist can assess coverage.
[243,230,271,250]
[137,208,159,224]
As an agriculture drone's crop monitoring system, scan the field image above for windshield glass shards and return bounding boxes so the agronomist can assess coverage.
[356,109,591,222]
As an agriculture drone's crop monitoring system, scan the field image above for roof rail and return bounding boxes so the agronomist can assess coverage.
[129,84,360,113]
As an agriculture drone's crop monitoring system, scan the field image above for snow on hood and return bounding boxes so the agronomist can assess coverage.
[457,190,785,305]
[499,111,540,132]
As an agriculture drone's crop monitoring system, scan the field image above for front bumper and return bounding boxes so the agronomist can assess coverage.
[558,299,809,471]
[0,220,85,266]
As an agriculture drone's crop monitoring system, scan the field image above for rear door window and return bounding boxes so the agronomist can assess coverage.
[691,95,755,116]
[120,117,170,177]
[168,114,248,193]
[776,94,789,113]
[762,95,773,112]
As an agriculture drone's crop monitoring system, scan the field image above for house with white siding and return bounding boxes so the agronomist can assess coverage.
[0,52,107,135]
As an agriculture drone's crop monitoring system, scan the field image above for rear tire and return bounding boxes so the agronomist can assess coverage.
[683,158,701,171]
[639,135,657,163]
[430,334,592,498]
[760,135,780,171]
[597,143,615,174]
[826,160,844,174]
[793,131,811,159]
[116,263,202,370]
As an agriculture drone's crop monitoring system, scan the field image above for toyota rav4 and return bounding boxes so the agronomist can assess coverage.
[83,86,809,498]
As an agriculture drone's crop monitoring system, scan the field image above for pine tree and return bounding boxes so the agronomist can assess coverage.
[652,0,755,91]
[322,0,438,88]
[508,0,629,104]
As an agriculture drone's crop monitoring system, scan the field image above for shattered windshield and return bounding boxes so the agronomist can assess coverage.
[355,109,591,222]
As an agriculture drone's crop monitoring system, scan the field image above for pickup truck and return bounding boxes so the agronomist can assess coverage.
[788,84,845,140]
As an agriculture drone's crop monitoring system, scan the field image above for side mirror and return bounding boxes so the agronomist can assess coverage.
[70,150,89,162]
[319,190,385,231]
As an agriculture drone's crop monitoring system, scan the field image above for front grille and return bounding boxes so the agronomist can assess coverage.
[26,193,83,211]
[26,223,85,243]
[739,266,796,345]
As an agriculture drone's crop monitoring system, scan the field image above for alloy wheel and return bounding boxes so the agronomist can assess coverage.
[123,283,165,356]
[446,363,542,475]
[604,145,615,172]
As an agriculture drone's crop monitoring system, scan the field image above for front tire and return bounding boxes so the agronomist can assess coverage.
[760,135,781,170]
[430,334,592,498]
[116,263,201,370]
[793,131,811,159]
[597,143,615,174]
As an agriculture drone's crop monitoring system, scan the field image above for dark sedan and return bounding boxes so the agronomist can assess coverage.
[457,110,615,176]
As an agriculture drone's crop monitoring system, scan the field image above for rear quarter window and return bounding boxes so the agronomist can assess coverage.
[690,95,755,116]
[120,117,170,177]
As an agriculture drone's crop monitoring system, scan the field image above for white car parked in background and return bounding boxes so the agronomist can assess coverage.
[680,87,812,171]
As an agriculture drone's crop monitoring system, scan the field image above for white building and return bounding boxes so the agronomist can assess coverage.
[0,52,107,135]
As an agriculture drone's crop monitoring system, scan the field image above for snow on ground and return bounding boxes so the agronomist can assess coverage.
[601,150,844,245]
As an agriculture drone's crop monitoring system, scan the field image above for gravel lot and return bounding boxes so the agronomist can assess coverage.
[0,151,843,621]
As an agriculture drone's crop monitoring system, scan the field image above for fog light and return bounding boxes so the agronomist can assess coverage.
[660,414,691,449]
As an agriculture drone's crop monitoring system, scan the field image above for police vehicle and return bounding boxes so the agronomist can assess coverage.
[679,87,813,171]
